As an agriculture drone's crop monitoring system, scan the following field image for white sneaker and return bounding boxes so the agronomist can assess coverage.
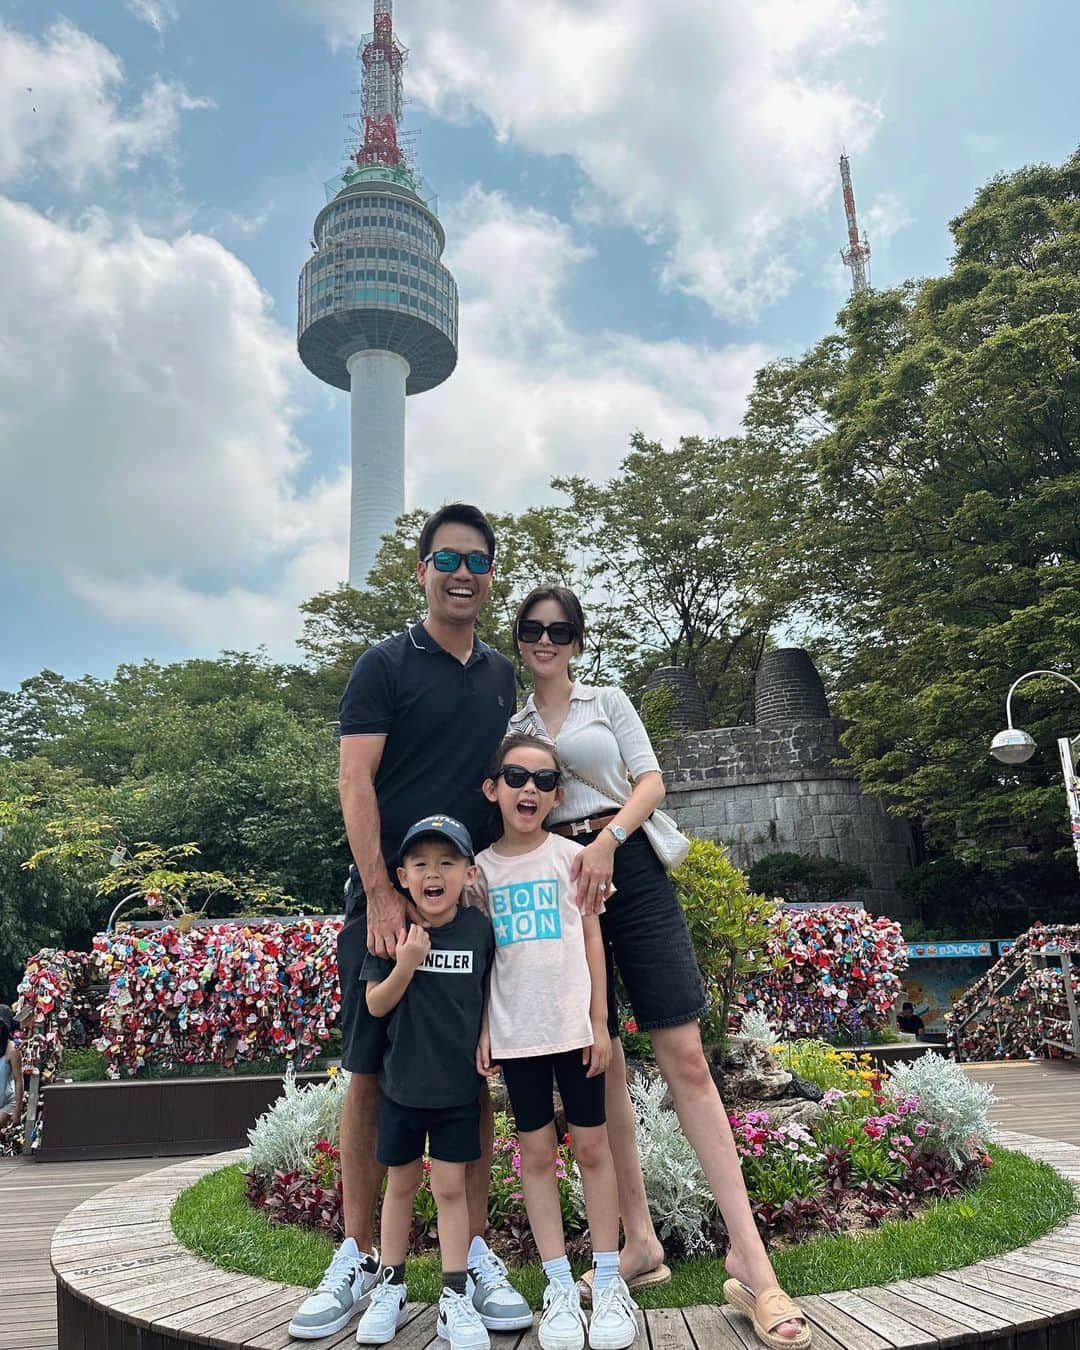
[538,1279,587,1350]
[288,1240,381,1339]
[355,1273,409,1344]
[437,1287,491,1349]
[588,1276,638,1350]
[467,1248,533,1331]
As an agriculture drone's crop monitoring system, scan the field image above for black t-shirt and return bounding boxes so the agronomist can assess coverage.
[361,906,494,1108]
[339,625,516,870]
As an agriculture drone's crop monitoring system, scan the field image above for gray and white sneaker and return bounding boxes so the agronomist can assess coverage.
[587,1276,638,1350]
[537,1279,587,1350]
[437,1287,490,1350]
[355,1272,409,1345]
[467,1248,533,1331]
[288,1239,381,1340]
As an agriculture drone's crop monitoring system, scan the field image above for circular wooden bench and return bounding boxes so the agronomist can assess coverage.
[51,1130,1080,1350]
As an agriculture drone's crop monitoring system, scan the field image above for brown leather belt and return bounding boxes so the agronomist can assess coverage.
[550,812,618,840]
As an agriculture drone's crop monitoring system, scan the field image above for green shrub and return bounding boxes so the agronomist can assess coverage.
[672,839,786,1044]
[747,851,869,905]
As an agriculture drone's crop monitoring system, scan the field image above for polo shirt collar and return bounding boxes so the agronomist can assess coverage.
[408,622,491,667]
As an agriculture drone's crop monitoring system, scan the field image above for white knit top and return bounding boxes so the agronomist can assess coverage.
[508,683,662,825]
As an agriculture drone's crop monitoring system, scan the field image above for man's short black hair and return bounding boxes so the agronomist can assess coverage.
[418,503,496,561]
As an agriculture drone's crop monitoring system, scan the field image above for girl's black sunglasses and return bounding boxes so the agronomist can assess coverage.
[517,619,577,645]
[496,764,562,792]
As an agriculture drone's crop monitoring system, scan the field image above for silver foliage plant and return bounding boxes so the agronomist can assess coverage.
[885,1052,997,1165]
[737,1009,780,1045]
[247,1065,347,1178]
[631,1074,717,1253]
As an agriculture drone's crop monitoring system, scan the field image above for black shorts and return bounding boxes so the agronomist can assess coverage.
[501,1049,606,1134]
[338,871,390,1075]
[591,831,708,1036]
[377,1093,482,1167]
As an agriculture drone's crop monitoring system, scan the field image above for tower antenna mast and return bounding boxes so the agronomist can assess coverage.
[839,151,871,295]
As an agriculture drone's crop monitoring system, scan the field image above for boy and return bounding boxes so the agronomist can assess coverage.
[355,815,500,1349]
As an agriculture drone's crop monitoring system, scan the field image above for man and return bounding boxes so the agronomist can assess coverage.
[289,503,531,1342]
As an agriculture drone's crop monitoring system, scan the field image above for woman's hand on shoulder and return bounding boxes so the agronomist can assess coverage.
[570,834,616,915]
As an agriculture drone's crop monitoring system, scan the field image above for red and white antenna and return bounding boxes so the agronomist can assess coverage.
[839,151,871,295]
[355,0,408,169]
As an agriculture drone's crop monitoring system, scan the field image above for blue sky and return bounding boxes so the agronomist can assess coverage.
[2,0,1079,691]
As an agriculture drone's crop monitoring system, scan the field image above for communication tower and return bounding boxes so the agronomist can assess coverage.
[839,152,871,296]
[298,0,458,587]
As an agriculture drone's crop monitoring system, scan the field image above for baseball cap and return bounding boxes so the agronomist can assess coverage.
[398,814,475,862]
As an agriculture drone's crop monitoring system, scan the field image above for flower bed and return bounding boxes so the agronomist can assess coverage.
[242,1045,996,1260]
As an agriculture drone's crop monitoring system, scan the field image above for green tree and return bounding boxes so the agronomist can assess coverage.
[0,759,111,998]
[741,150,1080,885]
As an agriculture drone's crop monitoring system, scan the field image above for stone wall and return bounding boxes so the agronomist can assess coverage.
[659,719,917,917]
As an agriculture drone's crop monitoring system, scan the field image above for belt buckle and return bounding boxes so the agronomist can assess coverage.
[570,819,590,837]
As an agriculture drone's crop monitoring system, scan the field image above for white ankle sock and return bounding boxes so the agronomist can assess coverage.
[542,1255,574,1289]
[592,1251,620,1292]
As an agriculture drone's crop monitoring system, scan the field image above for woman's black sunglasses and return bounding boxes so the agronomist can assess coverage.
[496,764,562,792]
[517,619,577,646]
[422,548,493,575]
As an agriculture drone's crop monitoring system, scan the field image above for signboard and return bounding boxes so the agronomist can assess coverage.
[905,941,993,959]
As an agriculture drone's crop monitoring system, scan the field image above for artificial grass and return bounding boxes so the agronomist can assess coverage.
[171,1145,1076,1309]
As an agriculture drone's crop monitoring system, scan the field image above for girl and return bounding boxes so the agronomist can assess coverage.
[476,734,638,1350]
[509,587,810,1350]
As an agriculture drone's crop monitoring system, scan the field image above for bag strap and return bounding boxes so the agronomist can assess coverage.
[516,708,629,808]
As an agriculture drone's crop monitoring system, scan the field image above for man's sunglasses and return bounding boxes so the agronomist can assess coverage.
[517,619,577,645]
[422,548,493,575]
[496,764,562,792]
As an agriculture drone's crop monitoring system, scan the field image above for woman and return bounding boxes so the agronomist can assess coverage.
[509,586,808,1350]
[0,1007,23,1131]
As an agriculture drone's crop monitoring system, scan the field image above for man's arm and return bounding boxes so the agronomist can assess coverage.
[339,733,406,959]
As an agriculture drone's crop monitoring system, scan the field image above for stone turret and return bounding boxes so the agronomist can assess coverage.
[652,648,917,917]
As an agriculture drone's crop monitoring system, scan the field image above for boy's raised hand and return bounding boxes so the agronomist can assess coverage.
[397,924,431,972]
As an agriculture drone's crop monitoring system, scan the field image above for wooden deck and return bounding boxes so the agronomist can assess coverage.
[1,1153,192,1349]
[5,1060,1079,1349]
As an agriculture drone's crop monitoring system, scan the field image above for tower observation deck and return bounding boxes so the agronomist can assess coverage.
[298,0,458,587]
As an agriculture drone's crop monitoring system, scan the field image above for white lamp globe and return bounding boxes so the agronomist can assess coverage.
[990,728,1038,765]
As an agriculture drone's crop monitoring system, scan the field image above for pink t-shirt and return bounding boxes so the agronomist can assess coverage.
[476,832,598,1060]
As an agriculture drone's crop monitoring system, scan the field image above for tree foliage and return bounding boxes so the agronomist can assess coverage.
[741,150,1080,878]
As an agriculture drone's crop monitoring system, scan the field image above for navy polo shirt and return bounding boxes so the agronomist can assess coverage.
[339,624,517,870]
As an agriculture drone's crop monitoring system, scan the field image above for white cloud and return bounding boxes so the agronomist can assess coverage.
[0,18,207,189]
[296,0,883,319]
[0,187,765,657]
[125,0,179,32]
[407,187,769,509]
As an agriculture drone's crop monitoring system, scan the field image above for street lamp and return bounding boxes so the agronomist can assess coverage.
[990,670,1080,875]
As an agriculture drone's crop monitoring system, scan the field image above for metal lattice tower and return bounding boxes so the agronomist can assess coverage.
[297,0,458,588]
[839,152,871,296]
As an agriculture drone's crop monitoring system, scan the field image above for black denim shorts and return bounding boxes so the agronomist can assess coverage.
[591,831,708,1035]
[337,871,390,1075]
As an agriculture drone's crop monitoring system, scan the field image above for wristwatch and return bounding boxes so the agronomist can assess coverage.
[605,824,628,846]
